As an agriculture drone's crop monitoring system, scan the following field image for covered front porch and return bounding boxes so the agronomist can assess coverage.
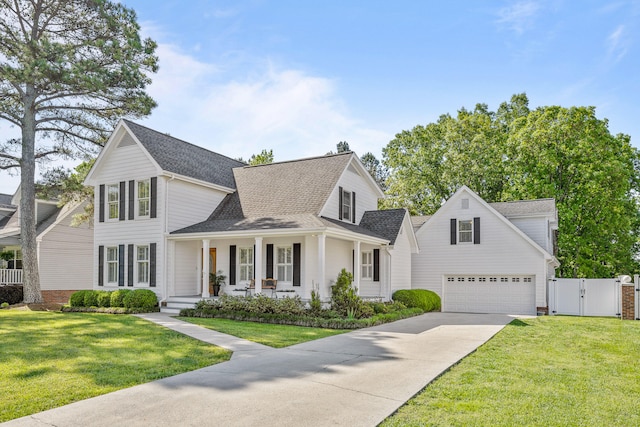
[0,245,22,285]
[165,229,390,303]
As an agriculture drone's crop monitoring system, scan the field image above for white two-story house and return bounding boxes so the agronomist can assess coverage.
[84,120,418,308]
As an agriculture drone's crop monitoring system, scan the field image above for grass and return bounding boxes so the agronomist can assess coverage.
[0,311,231,422]
[179,316,348,347]
[382,316,640,427]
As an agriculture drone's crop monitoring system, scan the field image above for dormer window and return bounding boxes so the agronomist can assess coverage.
[342,189,351,221]
[459,220,473,243]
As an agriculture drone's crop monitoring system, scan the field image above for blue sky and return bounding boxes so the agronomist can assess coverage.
[1,0,639,194]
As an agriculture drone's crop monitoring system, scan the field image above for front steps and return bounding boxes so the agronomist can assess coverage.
[161,296,203,314]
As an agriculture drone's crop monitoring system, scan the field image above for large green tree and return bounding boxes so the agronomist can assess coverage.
[382,94,639,277]
[0,0,158,302]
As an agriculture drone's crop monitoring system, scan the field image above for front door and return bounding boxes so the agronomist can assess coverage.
[203,248,217,295]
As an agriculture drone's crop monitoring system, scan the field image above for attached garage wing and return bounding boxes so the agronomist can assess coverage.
[443,275,536,315]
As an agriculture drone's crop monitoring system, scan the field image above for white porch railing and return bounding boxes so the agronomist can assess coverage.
[0,269,22,285]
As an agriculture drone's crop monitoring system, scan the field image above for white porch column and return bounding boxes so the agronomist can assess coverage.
[353,240,361,295]
[254,237,263,294]
[318,234,326,298]
[202,239,210,298]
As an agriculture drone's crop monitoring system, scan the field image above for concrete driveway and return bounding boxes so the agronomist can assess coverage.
[4,312,514,427]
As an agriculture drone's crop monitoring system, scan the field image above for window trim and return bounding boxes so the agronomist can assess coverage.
[238,247,254,283]
[136,245,150,285]
[106,184,120,221]
[136,179,151,218]
[361,251,373,280]
[276,246,293,283]
[341,189,351,222]
[106,246,119,284]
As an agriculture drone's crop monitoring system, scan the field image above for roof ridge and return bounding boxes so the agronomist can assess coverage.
[242,151,353,169]
[122,119,246,167]
[490,198,555,204]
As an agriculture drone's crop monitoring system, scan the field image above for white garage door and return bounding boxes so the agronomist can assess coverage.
[443,275,536,315]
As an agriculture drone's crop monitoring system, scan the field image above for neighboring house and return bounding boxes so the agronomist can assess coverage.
[0,188,93,303]
[84,120,418,308]
[411,186,559,315]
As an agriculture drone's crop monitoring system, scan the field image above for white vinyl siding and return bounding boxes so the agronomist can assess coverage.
[276,246,293,282]
[167,179,228,232]
[107,184,119,220]
[137,180,150,217]
[239,247,253,282]
[137,245,149,284]
[321,164,380,223]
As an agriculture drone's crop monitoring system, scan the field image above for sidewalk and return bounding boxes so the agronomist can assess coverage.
[4,312,514,427]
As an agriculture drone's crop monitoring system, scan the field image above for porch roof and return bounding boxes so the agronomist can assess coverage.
[170,212,390,243]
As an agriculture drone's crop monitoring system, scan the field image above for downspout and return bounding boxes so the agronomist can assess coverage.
[160,174,176,306]
[385,246,392,301]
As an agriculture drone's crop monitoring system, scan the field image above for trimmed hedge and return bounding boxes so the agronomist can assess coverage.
[392,289,441,312]
[68,289,158,312]
[0,285,23,305]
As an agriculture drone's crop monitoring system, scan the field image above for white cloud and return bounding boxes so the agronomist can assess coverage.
[139,43,391,162]
[496,1,541,35]
[607,24,628,61]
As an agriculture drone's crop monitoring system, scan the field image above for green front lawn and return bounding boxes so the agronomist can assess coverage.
[179,317,348,348]
[0,311,231,422]
[383,316,640,427]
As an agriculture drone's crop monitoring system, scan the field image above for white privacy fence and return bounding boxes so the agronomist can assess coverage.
[548,277,626,317]
[0,269,22,285]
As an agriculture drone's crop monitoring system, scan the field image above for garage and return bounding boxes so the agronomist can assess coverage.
[443,275,536,315]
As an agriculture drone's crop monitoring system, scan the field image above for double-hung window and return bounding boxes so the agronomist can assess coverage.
[458,220,473,243]
[342,189,351,221]
[107,247,118,284]
[137,180,150,217]
[239,247,253,282]
[137,245,149,284]
[276,246,293,282]
[361,251,373,280]
[107,184,119,220]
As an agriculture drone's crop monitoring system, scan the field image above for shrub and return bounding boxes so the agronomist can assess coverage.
[96,291,112,308]
[196,294,307,316]
[309,289,322,314]
[330,269,371,318]
[123,289,158,310]
[392,289,441,312]
[110,289,132,308]
[0,285,23,305]
[83,290,100,307]
[69,290,90,307]
[1,302,9,308]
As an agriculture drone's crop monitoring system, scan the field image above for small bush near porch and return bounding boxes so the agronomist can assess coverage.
[0,311,230,423]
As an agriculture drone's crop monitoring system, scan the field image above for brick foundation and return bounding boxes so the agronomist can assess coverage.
[621,284,635,320]
[41,290,77,304]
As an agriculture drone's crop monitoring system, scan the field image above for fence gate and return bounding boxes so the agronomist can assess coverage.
[549,278,621,317]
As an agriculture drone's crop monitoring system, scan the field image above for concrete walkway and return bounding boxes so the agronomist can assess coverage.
[4,312,515,427]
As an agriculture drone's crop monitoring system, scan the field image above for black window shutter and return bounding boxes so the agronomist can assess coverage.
[128,181,135,220]
[352,192,356,223]
[118,244,125,286]
[450,218,457,245]
[119,181,126,221]
[373,248,380,282]
[266,244,274,278]
[293,243,301,286]
[127,244,134,286]
[99,185,105,223]
[150,243,156,287]
[229,245,236,286]
[150,177,157,219]
[98,245,104,286]
[338,186,343,220]
[474,217,481,244]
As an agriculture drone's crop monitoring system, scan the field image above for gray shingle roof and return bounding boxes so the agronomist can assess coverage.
[359,209,408,245]
[410,215,431,231]
[490,199,556,217]
[0,193,13,206]
[123,120,245,189]
[231,153,353,217]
